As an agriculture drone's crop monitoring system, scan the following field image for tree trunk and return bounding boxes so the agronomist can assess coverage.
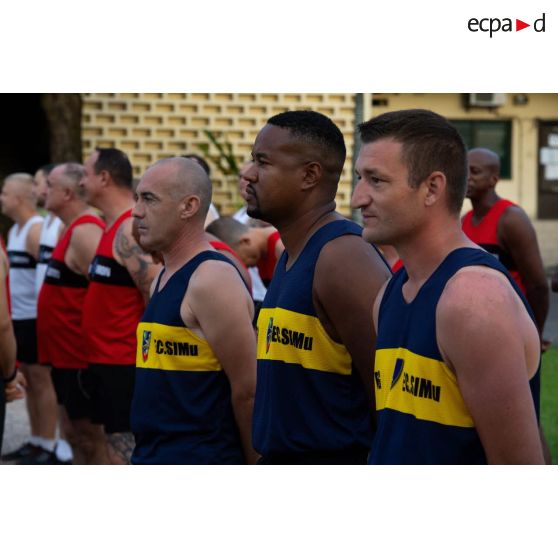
[41,94,83,163]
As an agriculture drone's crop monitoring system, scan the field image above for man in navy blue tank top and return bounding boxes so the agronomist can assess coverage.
[244,110,391,464]
[131,157,258,464]
[351,109,544,464]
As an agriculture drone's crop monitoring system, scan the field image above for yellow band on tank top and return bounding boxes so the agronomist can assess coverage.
[256,307,352,375]
[374,347,474,428]
[136,321,220,372]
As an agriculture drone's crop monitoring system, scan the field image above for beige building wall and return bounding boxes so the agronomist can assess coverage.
[370,93,558,219]
[370,93,558,266]
[81,92,558,265]
[81,93,357,216]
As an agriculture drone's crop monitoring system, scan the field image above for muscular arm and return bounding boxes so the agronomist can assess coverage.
[113,218,162,303]
[313,235,391,415]
[25,221,42,261]
[0,253,16,379]
[183,260,258,464]
[65,223,104,276]
[499,206,549,336]
[437,268,544,464]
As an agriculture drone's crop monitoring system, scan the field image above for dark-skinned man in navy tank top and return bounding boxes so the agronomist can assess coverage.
[244,110,391,464]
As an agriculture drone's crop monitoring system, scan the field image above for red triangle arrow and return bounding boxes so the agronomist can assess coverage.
[516,19,530,31]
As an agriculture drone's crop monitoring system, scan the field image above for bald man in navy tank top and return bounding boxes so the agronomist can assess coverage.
[131,158,257,464]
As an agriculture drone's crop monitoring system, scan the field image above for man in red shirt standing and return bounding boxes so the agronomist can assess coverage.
[463,148,549,343]
[81,148,161,464]
[37,162,105,463]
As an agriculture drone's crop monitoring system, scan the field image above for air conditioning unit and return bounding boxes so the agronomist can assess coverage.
[467,93,507,108]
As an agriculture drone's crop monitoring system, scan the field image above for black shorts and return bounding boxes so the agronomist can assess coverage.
[51,368,92,421]
[83,364,135,434]
[12,319,38,364]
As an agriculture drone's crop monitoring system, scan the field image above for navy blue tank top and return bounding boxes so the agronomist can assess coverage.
[253,220,379,457]
[370,247,541,465]
[131,251,244,464]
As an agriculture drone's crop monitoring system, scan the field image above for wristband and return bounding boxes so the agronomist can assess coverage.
[3,368,17,383]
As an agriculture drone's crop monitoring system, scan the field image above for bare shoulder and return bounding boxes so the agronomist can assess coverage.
[437,265,538,370]
[499,204,537,236]
[27,220,43,242]
[182,257,253,328]
[71,222,103,244]
[316,234,390,282]
[438,266,523,322]
[189,258,249,296]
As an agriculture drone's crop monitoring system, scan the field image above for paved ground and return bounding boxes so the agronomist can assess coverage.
[3,291,558,457]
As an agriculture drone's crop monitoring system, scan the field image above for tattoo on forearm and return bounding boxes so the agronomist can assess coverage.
[107,432,135,464]
[115,226,153,297]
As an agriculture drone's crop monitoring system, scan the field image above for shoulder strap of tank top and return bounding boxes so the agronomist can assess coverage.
[302,219,362,258]
[106,208,132,236]
[19,214,44,237]
[175,250,251,295]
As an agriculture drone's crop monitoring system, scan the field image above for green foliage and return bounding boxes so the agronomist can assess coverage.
[197,130,240,177]
[541,347,558,463]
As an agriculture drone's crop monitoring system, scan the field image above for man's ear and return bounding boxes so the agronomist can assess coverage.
[98,169,110,187]
[301,161,323,191]
[180,195,201,219]
[237,233,252,247]
[423,171,447,207]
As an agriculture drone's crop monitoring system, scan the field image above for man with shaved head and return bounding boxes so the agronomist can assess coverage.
[80,147,161,464]
[0,173,60,463]
[463,148,549,342]
[131,158,257,464]
[244,111,391,464]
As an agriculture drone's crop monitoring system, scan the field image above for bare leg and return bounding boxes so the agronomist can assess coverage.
[21,363,57,439]
[59,407,111,464]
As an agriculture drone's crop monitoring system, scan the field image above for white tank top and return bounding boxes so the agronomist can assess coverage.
[7,215,44,320]
[36,213,63,294]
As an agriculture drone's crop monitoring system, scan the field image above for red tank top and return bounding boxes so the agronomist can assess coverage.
[37,214,105,368]
[82,209,145,365]
[1,236,10,315]
[462,199,526,293]
[209,239,252,294]
[257,230,281,283]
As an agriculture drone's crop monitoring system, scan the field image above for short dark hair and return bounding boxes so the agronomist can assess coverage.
[358,109,467,214]
[267,110,346,179]
[94,147,133,188]
[183,154,211,176]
